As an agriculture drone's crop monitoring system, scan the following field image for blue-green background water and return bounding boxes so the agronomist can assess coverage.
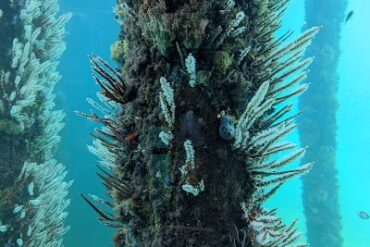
[55,0,370,246]
[58,0,116,245]
[338,0,370,245]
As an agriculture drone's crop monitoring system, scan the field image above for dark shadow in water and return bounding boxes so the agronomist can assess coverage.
[299,0,347,246]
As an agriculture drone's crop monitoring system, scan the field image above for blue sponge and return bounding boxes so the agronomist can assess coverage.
[219,115,236,141]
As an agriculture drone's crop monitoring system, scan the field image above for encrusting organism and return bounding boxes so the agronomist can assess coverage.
[0,0,72,246]
[79,0,319,246]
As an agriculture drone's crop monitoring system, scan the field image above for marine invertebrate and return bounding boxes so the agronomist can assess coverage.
[0,0,71,245]
[213,50,233,73]
[125,131,139,142]
[219,112,236,141]
[185,53,197,87]
[81,0,318,246]
[111,40,127,62]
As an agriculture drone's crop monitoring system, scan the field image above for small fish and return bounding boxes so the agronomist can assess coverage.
[358,211,369,220]
[345,10,354,24]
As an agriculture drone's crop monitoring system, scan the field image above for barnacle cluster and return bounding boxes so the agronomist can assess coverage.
[81,0,319,246]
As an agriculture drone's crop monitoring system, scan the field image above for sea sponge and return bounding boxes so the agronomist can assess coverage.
[196,70,210,86]
[219,114,236,141]
[213,50,232,73]
[139,13,173,55]
[0,119,23,135]
[110,40,127,61]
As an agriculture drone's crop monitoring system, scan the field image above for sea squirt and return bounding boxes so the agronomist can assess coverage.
[179,111,203,145]
[219,114,236,141]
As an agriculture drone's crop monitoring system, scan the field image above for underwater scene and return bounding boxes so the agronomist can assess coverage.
[1,0,369,246]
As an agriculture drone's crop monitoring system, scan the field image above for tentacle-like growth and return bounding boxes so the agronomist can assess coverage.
[80,0,318,246]
[0,0,71,246]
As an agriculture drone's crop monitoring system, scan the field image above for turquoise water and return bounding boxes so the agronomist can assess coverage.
[3,0,366,246]
[338,0,370,246]
[58,0,116,246]
[270,1,370,246]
